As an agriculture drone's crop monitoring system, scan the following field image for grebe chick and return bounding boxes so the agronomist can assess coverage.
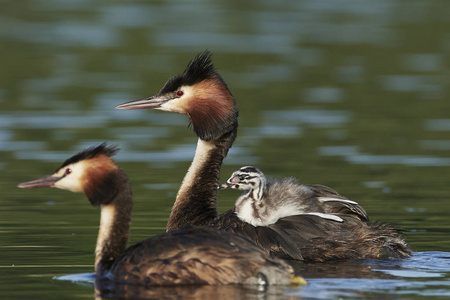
[116,51,411,261]
[17,144,301,286]
[220,166,368,226]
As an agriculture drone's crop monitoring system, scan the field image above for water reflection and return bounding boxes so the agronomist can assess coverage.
[3,112,108,129]
[381,75,442,96]
[425,119,450,131]
[291,252,450,299]
[52,251,450,299]
[56,271,294,299]
[265,110,352,128]
[402,54,443,73]
[319,146,450,167]
[420,140,450,151]
[303,87,343,103]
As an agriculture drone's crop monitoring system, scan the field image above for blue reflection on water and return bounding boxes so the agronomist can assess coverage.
[265,110,352,128]
[420,140,450,151]
[381,75,442,94]
[243,126,302,140]
[402,54,443,72]
[425,119,450,131]
[56,272,95,286]
[291,252,450,299]
[304,87,343,103]
[319,146,450,167]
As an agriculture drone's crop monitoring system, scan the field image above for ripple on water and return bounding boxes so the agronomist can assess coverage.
[402,54,443,73]
[425,119,450,131]
[319,145,450,167]
[420,140,450,151]
[52,253,450,299]
[112,127,171,142]
[381,75,441,93]
[1,112,108,129]
[290,252,450,299]
[264,109,352,128]
[303,87,343,103]
[243,126,302,140]
[55,272,95,287]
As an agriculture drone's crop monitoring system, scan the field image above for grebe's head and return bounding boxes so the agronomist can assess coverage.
[18,143,122,206]
[116,51,238,141]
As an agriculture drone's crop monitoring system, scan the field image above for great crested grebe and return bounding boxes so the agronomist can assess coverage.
[116,51,411,261]
[219,166,368,227]
[17,144,301,286]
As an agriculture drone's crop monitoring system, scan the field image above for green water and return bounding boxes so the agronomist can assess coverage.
[1,0,450,299]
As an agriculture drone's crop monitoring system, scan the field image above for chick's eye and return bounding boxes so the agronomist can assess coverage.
[65,168,72,175]
[176,90,184,97]
[238,175,245,181]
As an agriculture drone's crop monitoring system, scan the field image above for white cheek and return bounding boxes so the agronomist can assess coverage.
[159,100,185,113]
[53,176,83,193]
[158,85,193,114]
[52,163,86,193]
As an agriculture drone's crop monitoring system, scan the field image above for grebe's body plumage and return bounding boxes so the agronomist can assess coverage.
[18,144,297,286]
[210,211,410,261]
[220,166,368,227]
[116,51,411,261]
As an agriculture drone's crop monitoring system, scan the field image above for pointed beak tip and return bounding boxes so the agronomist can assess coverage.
[17,182,36,189]
[115,103,135,110]
[218,183,231,190]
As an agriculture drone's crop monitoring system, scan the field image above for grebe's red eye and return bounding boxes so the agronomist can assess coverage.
[176,90,184,97]
[65,168,72,175]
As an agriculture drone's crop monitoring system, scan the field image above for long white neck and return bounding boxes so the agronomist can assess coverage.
[177,139,215,201]
[94,187,132,274]
[95,205,116,270]
[167,127,236,231]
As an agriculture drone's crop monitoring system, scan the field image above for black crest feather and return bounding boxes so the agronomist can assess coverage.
[57,143,119,171]
[158,50,222,95]
[182,50,218,85]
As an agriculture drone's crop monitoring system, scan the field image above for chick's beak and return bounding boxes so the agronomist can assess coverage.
[218,183,233,190]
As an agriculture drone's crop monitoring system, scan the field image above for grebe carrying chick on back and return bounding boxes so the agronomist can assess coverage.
[115,51,411,261]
